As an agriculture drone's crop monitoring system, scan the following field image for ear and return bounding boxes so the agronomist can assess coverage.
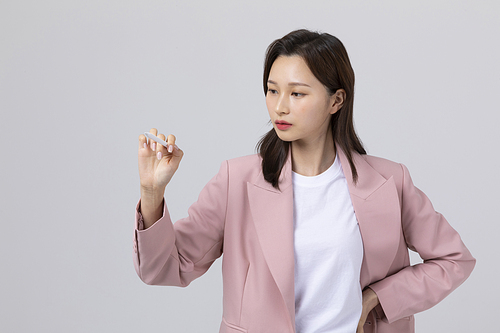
[329,89,346,114]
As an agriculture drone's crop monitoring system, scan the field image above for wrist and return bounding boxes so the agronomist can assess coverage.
[140,186,165,212]
[140,185,165,200]
[139,188,165,229]
[363,288,380,310]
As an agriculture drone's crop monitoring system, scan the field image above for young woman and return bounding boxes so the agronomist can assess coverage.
[134,29,475,333]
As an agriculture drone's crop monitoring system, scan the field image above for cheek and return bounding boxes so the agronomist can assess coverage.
[310,101,332,121]
[265,97,273,115]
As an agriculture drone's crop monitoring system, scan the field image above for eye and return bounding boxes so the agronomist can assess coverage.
[292,92,305,97]
[267,89,278,95]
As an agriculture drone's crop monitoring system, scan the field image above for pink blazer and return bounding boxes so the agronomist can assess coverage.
[133,147,475,333]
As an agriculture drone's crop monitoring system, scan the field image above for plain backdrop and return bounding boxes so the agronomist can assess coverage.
[1,0,498,332]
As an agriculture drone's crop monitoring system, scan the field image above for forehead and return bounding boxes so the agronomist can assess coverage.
[268,55,319,86]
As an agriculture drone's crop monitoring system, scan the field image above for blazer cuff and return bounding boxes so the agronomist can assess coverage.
[369,279,402,324]
[133,198,176,282]
[365,286,388,323]
[133,198,169,257]
[135,198,167,231]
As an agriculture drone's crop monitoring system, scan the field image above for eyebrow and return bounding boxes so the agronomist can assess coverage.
[267,80,311,88]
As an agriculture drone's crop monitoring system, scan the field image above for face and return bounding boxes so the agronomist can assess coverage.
[266,55,343,145]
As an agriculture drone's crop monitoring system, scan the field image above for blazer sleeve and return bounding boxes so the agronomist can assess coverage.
[133,161,228,287]
[369,163,476,323]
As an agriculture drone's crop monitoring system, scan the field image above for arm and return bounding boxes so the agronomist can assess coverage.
[133,161,228,287]
[134,128,227,287]
[368,163,476,323]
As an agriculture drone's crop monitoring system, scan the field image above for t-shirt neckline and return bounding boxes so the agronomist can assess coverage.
[292,153,342,187]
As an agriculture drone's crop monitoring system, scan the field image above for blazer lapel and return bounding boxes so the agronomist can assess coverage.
[247,150,295,330]
[337,148,402,287]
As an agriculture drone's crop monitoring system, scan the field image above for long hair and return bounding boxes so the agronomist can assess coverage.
[256,29,366,189]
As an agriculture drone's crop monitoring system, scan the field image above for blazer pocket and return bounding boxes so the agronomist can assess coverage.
[221,317,248,333]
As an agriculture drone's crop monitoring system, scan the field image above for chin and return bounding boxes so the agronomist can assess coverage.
[274,130,293,143]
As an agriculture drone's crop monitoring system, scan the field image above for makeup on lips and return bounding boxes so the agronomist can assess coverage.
[275,120,292,130]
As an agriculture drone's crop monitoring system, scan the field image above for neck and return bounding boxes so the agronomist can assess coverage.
[291,132,336,176]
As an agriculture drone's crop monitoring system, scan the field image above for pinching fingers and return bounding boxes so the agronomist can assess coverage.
[149,128,158,151]
[166,134,176,153]
[138,134,148,150]
[156,133,167,160]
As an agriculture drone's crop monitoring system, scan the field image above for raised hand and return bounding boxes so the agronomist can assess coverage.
[138,128,184,228]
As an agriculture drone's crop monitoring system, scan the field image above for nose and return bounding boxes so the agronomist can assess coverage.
[275,94,289,115]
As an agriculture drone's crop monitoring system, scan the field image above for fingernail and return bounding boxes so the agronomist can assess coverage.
[143,143,147,149]
[157,151,162,160]
[174,144,179,150]
[152,142,156,151]
[168,145,173,153]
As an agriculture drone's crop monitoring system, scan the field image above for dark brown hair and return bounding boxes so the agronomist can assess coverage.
[256,29,366,189]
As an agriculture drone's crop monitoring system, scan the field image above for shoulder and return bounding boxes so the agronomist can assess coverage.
[227,153,261,167]
[224,153,262,181]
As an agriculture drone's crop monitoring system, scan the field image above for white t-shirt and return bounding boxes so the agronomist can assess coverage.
[293,154,364,333]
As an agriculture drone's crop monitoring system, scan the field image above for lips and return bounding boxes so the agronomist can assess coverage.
[275,120,292,130]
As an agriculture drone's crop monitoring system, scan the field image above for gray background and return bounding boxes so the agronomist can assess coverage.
[1,0,498,332]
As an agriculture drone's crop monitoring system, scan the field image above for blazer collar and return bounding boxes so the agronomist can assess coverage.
[336,147,387,199]
[250,144,387,197]
[251,148,293,194]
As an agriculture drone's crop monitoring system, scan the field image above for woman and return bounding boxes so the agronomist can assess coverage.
[134,29,475,333]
